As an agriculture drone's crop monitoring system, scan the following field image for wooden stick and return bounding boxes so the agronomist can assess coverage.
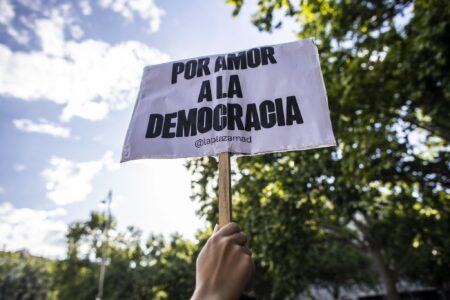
[218,152,232,227]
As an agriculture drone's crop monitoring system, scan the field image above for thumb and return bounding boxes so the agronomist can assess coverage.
[213,224,219,234]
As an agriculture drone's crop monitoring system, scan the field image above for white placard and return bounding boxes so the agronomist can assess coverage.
[121,39,335,161]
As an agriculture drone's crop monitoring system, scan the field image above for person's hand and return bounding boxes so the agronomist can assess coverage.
[191,222,254,300]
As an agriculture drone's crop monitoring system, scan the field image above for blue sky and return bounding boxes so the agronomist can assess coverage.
[0,0,296,257]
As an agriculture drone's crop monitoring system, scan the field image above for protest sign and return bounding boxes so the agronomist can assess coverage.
[121,39,336,226]
[121,39,335,161]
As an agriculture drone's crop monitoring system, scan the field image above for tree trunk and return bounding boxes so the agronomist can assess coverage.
[332,285,340,300]
[368,242,401,300]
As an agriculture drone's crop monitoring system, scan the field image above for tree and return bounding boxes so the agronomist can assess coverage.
[187,0,449,299]
[0,251,55,300]
[305,239,377,300]
[53,211,197,300]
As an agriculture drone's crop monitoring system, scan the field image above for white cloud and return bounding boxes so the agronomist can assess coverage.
[0,2,169,122]
[1,1,82,44]
[35,8,66,56]
[0,0,14,25]
[0,186,5,194]
[15,0,42,11]
[2,0,164,44]
[102,151,121,171]
[0,39,169,121]
[0,0,29,44]
[14,164,25,172]
[42,151,120,205]
[98,0,165,33]
[79,0,92,16]
[0,202,67,258]
[70,24,84,39]
[13,118,71,138]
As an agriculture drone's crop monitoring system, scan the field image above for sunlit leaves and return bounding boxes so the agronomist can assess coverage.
[185,0,450,297]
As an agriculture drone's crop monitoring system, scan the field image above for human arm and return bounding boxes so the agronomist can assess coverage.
[191,222,254,300]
